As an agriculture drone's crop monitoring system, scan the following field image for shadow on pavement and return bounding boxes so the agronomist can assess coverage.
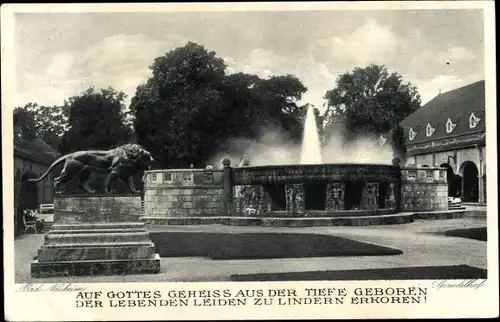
[442,227,487,241]
[230,264,488,281]
[149,232,403,260]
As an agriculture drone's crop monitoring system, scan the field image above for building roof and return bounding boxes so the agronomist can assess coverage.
[379,80,485,152]
[33,138,58,155]
[14,136,58,166]
[400,80,485,143]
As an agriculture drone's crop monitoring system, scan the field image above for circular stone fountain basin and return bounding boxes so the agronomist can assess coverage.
[234,163,401,184]
[233,163,401,217]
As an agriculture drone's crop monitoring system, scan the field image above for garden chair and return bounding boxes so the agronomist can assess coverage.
[23,209,39,234]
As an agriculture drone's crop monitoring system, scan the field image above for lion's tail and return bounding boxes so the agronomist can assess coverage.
[28,154,69,183]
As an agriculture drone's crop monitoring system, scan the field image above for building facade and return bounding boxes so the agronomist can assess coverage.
[381,80,486,204]
[14,127,58,216]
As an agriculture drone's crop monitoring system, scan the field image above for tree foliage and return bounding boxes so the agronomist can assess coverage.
[131,41,307,168]
[58,87,133,154]
[13,103,69,148]
[13,106,37,141]
[391,124,406,161]
[323,64,421,141]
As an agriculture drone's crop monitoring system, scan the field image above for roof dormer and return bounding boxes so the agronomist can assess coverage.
[426,123,436,137]
[409,128,417,141]
[379,134,387,146]
[469,112,481,129]
[446,118,457,133]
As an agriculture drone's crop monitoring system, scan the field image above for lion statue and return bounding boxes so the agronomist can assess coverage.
[29,144,154,194]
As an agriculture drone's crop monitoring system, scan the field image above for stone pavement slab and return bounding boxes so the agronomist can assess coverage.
[14,215,487,283]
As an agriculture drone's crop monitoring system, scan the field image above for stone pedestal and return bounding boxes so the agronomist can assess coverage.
[32,222,160,278]
[31,196,160,278]
[54,194,142,223]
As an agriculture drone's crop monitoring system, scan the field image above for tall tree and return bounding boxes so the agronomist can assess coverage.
[131,42,229,167]
[131,42,308,168]
[13,103,69,148]
[58,87,132,154]
[391,124,406,162]
[252,75,307,141]
[323,64,421,142]
[13,106,37,141]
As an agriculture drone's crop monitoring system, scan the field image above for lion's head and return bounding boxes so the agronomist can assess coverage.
[118,144,155,170]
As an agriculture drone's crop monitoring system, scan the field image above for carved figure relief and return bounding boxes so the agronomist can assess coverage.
[163,172,173,182]
[326,183,345,211]
[203,171,214,184]
[234,185,266,216]
[285,184,305,215]
[385,183,396,209]
[361,182,379,210]
[182,172,193,182]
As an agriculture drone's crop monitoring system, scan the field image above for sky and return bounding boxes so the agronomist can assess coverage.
[12,8,485,112]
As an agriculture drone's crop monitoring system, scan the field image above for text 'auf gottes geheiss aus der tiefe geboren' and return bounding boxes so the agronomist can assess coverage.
[74,286,429,308]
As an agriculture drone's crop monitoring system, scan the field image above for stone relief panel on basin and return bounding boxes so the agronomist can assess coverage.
[361,182,379,210]
[285,184,305,215]
[325,183,345,211]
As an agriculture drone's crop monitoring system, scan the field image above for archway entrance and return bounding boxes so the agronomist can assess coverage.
[441,163,461,197]
[15,171,39,237]
[461,161,479,202]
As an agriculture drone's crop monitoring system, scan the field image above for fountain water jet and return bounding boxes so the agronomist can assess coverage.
[300,106,323,164]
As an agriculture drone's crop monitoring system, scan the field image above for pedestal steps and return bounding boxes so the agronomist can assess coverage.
[31,222,160,278]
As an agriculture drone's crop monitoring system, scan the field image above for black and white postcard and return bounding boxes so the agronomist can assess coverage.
[2,2,498,320]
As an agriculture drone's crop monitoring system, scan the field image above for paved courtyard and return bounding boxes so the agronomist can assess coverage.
[14,209,487,283]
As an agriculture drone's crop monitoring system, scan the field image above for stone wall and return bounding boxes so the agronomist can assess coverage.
[434,151,454,167]
[412,147,482,174]
[143,169,224,217]
[456,147,481,174]
[415,154,434,167]
[401,167,448,212]
[54,195,141,223]
[405,155,416,166]
[404,146,486,203]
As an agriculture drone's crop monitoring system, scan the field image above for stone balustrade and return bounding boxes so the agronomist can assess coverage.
[143,169,224,217]
[401,167,448,212]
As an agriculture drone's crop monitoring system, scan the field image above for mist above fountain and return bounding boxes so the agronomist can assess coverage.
[300,106,323,164]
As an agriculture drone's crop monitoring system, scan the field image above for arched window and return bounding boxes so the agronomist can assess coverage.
[426,123,436,137]
[469,113,481,129]
[446,118,457,133]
